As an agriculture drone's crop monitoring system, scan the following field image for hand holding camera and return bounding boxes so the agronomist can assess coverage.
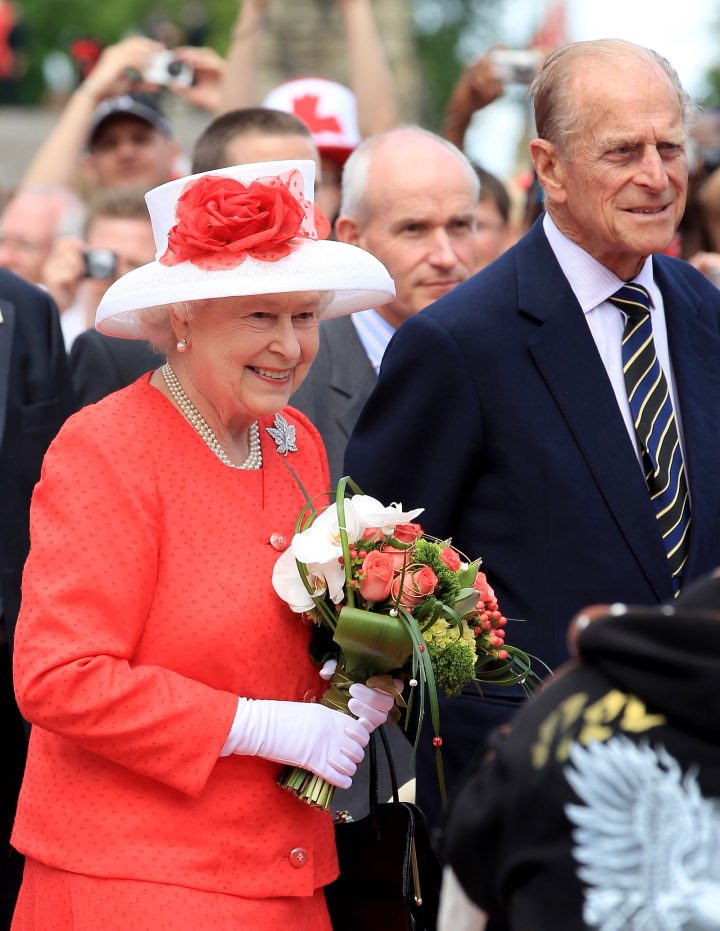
[142,49,194,88]
[41,238,118,315]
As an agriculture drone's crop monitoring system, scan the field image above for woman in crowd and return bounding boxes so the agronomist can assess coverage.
[11,158,396,930]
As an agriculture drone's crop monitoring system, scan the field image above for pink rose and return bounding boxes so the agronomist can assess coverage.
[358,551,395,602]
[393,522,424,543]
[440,547,461,571]
[361,527,384,543]
[473,571,496,607]
[391,565,438,609]
[380,541,412,570]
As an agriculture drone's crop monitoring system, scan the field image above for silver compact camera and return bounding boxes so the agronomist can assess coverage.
[143,50,193,88]
[84,249,117,280]
[490,49,544,85]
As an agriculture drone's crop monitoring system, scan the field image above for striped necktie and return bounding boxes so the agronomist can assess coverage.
[608,283,690,590]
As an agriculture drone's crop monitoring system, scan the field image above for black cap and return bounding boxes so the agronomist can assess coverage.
[87,93,173,149]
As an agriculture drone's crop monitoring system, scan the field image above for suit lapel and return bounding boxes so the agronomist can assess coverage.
[0,298,15,452]
[324,317,378,439]
[518,226,672,600]
[654,257,720,580]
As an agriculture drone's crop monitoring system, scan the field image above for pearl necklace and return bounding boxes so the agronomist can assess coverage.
[162,363,262,470]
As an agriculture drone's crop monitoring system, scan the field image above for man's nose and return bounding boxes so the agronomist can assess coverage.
[427,229,458,269]
[636,147,668,191]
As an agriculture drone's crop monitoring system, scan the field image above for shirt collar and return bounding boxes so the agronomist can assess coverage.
[543,213,656,312]
[350,308,396,374]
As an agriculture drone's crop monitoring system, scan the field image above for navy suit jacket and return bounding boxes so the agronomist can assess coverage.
[0,270,75,643]
[345,219,720,673]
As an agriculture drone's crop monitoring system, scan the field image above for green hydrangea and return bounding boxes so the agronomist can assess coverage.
[423,619,477,698]
[412,539,461,603]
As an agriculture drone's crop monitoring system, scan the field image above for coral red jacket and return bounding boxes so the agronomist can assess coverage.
[13,377,336,898]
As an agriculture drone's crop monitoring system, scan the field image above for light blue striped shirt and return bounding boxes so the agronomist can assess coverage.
[350,308,396,375]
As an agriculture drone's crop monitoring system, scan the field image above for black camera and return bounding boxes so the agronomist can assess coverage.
[84,249,117,280]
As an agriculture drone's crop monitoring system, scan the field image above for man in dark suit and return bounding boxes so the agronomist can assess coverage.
[0,269,74,928]
[345,39,720,825]
[292,126,479,484]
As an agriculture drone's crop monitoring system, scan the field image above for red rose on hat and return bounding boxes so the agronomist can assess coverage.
[161,170,329,271]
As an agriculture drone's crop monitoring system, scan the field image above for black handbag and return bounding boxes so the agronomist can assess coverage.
[325,726,442,931]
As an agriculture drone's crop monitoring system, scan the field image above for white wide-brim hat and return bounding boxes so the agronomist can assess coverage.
[96,159,394,339]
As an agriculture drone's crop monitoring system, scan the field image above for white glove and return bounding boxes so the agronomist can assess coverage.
[347,682,397,730]
[220,698,371,788]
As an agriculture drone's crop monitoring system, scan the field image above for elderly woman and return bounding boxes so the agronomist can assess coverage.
[11,160,396,931]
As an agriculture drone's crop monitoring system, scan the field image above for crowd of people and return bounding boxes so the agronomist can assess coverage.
[1,2,720,929]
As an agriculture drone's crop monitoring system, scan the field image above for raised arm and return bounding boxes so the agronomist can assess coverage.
[441,52,504,151]
[338,0,399,136]
[219,0,267,113]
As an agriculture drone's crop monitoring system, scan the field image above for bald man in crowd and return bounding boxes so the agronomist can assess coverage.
[292,126,480,483]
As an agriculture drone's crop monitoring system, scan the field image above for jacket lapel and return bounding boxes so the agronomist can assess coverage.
[654,257,720,580]
[517,225,672,600]
[324,317,378,439]
[0,298,14,453]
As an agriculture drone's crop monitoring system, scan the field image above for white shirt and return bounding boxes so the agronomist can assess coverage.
[542,213,686,467]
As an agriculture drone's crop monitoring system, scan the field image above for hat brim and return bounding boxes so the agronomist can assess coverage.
[96,239,395,338]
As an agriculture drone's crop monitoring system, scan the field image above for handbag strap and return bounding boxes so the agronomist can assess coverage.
[368,724,401,826]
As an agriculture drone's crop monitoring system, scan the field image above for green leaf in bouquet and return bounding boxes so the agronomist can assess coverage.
[452,587,481,617]
[396,606,446,800]
[457,559,481,589]
[333,606,413,681]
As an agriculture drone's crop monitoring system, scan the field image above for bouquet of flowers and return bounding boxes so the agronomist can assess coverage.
[272,477,534,810]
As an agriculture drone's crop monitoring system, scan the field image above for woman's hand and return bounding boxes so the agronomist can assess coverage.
[220,697,372,788]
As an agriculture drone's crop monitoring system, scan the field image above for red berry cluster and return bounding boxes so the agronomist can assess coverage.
[338,544,370,590]
[472,597,508,661]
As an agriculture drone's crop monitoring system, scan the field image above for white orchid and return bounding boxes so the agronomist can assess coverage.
[272,545,347,613]
[350,495,424,535]
[291,500,361,565]
[273,495,424,615]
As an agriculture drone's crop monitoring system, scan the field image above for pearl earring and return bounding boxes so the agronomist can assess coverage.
[176,338,188,352]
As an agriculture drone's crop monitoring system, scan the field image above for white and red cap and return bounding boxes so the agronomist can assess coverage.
[262,77,361,166]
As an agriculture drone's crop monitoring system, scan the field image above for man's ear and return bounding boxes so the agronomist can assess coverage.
[530,137,568,206]
[334,215,362,247]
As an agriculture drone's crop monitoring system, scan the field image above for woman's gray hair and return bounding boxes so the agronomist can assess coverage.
[134,292,334,354]
[135,301,196,353]
[530,39,698,155]
[339,125,480,222]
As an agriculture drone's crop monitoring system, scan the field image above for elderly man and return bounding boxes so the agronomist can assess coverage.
[345,39,720,824]
[292,126,479,482]
[0,188,85,284]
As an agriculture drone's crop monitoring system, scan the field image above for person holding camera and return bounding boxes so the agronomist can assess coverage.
[39,188,156,351]
[20,35,183,198]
